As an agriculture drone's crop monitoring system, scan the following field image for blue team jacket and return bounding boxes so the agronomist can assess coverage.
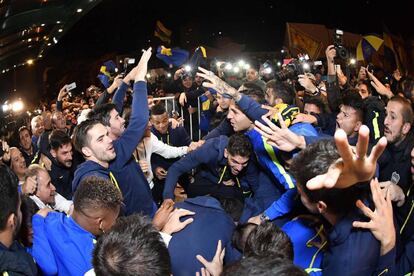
[73,81,156,217]
[169,196,242,276]
[162,135,258,200]
[31,212,95,276]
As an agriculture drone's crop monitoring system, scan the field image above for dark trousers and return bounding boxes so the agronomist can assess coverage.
[187,173,244,202]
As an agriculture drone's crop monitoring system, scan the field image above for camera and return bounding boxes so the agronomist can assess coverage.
[274,58,311,81]
[366,63,374,74]
[333,29,349,60]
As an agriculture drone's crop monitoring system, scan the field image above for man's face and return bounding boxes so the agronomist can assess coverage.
[226,151,249,176]
[216,93,232,110]
[336,105,361,137]
[358,67,367,80]
[10,148,27,176]
[36,170,56,205]
[304,103,321,115]
[227,104,253,132]
[52,112,66,130]
[100,206,120,233]
[151,112,169,134]
[85,124,116,162]
[144,121,152,138]
[86,206,120,236]
[194,75,203,86]
[108,109,126,138]
[53,143,73,168]
[182,76,193,89]
[246,68,259,82]
[357,83,370,99]
[12,196,22,238]
[19,129,32,151]
[384,101,408,144]
[33,119,44,137]
[297,186,319,214]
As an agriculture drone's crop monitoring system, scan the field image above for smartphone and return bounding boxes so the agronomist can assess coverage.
[66,82,77,91]
[335,64,341,72]
[127,58,135,64]
[366,64,374,74]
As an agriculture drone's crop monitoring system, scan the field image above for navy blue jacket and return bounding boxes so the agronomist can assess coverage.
[163,135,258,200]
[73,81,155,217]
[151,124,191,170]
[378,133,414,246]
[322,209,391,275]
[108,81,155,216]
[0,241,38,276]
[50,157,74,200]
[72,160,110,192]
[169,196,242,276]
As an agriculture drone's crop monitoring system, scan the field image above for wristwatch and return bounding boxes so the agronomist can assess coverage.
[260,212,270,222]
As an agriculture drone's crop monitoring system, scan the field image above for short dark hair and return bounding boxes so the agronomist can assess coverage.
[18,196,39,247]
[0,164,19,231]
[150,104,167,116]
[357,80,372,95]
[223,255,307,276]
[389,96,414,124]
[219,198,244,222]
[49,129,71,150]
[227,133,252,158]
[303,97,327,114]
[232,223,258,252]
[341,90,364,121]
[240,83,266,104]
[72,119,102,153]
[266,80,295,105]
[290,139,362,216]
[93,214,171,276]
[18,126,31,136]
[88,103,117,127]
[244,221,293,260]
[73,176,122,213]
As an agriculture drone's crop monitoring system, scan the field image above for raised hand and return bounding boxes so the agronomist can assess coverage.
[58,85,69,101]
[297,74,317,94]
[254,114,306,152]
[366,69,393,99]
[353,178,395,255]
[162,208,195,235]
[22,176,37,195]
[306,125,387,190]
[196,240,225,276]
[197,67,240,101]
[134,47,152,82]
[292,113,317,125]
[152,200,174,231]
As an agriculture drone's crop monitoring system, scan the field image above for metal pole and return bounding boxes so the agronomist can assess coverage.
[189,106,193,141]
[164,99,168,114]
[197,96,201,141]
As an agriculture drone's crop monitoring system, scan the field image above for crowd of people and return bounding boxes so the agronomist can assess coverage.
[1,42,414,276]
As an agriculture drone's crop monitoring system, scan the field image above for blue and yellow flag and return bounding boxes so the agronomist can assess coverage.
[97,60,117,88]
[154,20,172,44]
[188,46,207,69]
[356,35,384,62]
[156,46,189,67]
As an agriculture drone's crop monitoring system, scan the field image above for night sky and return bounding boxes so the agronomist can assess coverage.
[54,0,412,54]
[0,0,412,103]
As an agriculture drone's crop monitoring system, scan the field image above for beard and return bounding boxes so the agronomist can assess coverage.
[97,150,116,163]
